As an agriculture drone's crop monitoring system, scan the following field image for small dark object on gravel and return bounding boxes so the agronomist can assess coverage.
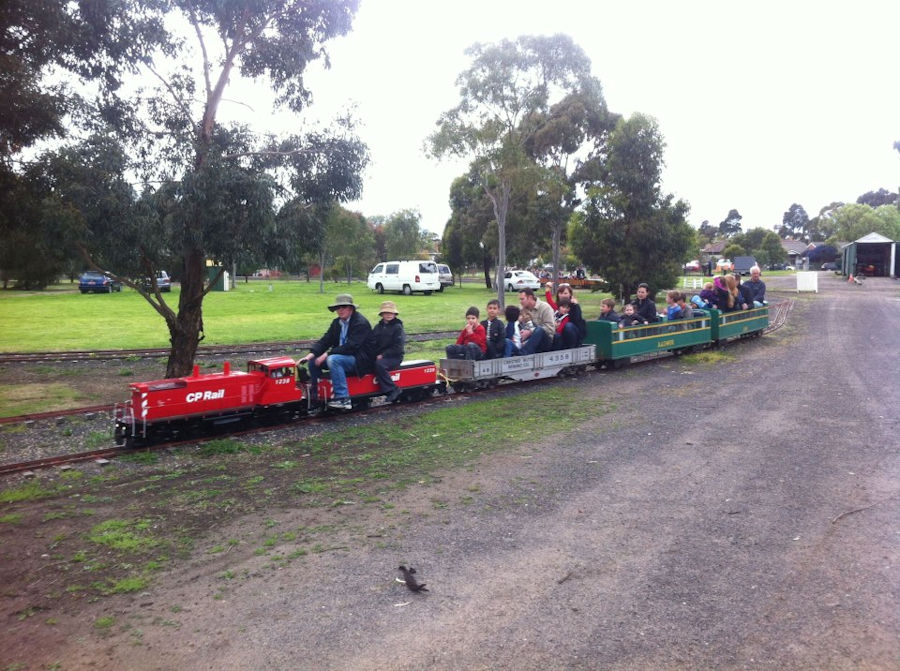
[398,565,428,592]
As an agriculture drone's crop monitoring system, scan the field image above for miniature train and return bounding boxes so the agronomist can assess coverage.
[113,306,769,446]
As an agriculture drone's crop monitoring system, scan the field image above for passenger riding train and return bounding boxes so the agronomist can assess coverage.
[113,306,769,446]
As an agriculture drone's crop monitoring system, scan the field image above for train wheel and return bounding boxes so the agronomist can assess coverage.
[352,397,371,411]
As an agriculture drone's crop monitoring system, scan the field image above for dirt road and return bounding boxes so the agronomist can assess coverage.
[4,274,899,670]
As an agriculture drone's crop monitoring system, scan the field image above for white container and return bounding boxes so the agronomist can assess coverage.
[796,271,818,293]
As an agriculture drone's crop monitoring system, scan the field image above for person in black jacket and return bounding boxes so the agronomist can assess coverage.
[544,282,587,346]
[734,273,754,310]
[372,300,405,403]
[631,283,659,323]
[481,299,506,359]
[298,293,373,411]
[597,298,620,323]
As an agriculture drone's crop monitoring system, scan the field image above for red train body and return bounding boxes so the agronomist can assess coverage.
[114,357,441,445]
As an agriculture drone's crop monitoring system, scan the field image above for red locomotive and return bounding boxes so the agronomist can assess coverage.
[114,357,441,446]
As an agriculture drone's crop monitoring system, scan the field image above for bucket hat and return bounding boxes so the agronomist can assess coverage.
[378,300,399,315]
[328,293,357,311]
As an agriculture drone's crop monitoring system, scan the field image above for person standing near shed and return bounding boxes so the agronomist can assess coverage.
[299,293,373,411]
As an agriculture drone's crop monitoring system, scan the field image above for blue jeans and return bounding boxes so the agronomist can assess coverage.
[309,353,358,400]
[519,327,549,355]
[552,322,580,350]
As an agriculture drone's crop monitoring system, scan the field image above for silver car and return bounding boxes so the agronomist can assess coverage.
[437,264,454,291]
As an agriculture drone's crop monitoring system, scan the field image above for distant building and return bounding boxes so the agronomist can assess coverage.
[841,232,898,278]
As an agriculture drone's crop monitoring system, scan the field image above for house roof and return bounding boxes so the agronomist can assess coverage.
[855,232,893,243]
[781,239,809,254]
[701,241,727,254]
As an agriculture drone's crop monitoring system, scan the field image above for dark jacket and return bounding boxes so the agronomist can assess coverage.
[632,297,659,323]
[715,286,740,312]
[481,318,506,359]
[745,278,766,304]
[567,302,587,342]
[598,309,620,323]
[371,317,405,361]
[619,313,645,328]
[737,282,754,309]
[309,310,374,372]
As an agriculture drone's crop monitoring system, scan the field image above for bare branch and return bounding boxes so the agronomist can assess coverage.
[145,62,193,121]
[189,8,212,99]
[222,147,315,160]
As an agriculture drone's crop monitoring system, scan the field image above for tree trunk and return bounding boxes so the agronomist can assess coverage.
[551,221,561,285]
[165,248,206,378]
[482,253,492,290]
[318,250,326,294]
[484,176,511,309]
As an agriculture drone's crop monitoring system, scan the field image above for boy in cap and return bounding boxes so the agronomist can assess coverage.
[299,293,373,411]
[371,300,405,403]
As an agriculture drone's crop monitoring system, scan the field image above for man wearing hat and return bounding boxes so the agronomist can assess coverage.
[371,300,406,404]
[299,293,373,410]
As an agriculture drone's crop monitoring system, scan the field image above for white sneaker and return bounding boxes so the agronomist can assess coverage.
[327,398,352,410]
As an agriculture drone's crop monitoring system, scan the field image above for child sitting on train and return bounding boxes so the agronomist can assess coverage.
[552,298,574,350]
[618,303,647,328]
[445,306,487,360]
[665,290,683,320]
[504,305,521,357]
[597,298,619,322]
[675,292,694,319]
[693,281,716,309]
[481,299,506,359]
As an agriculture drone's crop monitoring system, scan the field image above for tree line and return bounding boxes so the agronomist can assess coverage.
[2,4,897,376]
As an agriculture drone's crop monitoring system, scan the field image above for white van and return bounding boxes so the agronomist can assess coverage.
[367,260,440,295]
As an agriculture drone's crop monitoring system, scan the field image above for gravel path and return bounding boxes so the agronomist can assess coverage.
[3,274,898,670]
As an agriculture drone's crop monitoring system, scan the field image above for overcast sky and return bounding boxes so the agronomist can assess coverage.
[233,0,899,236]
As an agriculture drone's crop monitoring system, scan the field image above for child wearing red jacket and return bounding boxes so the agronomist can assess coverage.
[445,306,487,360]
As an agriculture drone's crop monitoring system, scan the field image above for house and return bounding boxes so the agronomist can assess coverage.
[780,239,812,267]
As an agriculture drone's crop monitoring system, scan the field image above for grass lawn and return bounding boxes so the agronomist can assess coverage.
[1,272,795,353]
[0,279,617,352]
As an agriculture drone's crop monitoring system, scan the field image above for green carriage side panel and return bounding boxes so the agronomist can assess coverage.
[584,315,713,361]
[710,306,769,341]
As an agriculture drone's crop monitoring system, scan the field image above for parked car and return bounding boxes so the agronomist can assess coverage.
[683,260,701,273]
[78,271,122,294]
[367,260,440,295]
[821,262,840,272]
[733,256,758,275]
[766,263,787,271]
[143,270,172,292]
[501,269,541,292]
[436,264,454,291]
[715,258,733,272]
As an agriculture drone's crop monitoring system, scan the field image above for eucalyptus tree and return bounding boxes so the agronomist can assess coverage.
[569,113,692,300]
[780,203,810,241]
[719,208,744,238]
[384,209,425,260]
[429,34,596,305]
[524,77,617,282]
[59,0,367,376]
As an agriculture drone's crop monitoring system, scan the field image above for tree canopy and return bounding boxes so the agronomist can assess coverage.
[8,0,368,376]
[429,34,596,305]
[568,113,693,300]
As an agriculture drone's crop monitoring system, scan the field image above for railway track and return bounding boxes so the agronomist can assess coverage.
[0,302,791,476]
[0,388,473,477]
[0,331,457,364]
